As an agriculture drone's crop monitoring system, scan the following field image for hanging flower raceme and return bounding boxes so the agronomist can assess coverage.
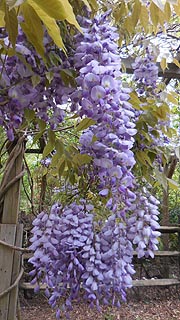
[132,47,170,166]
[29,11,161,319]
[72,11,137,209]
[29,201,136,318]
[132,48,158,96]
[70,8,160,305]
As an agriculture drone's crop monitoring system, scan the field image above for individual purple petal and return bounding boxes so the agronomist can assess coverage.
[91,85,106,101]
[99,189,109,196]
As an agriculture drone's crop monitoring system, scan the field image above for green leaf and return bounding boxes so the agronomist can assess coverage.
[173,0,180,15]
[20,3,45,57]
[43,141,54,158]
[4,6,18,48]
[152,0,164,11]
[164,2,171,21]
[154,168,168,190]
[31,74,41,87]
[160,57,167,72]
[130,91,142,110]
[123,16,134,34]
[55,139,64,155]
[136,150,152,167]
[73,154,92,166]
[58,159,65,177]
[41,166,48,176]
[0,8,5,27]
[153,105,168,120]
[24,109,35,122]
[60,69,76,87]
[46,71,54,84]
[150,2,159,29]
[113,2,126,23]
[167,178,179,190]
[48,130,56,145]
[69,171,75,184]
[27,0,66,51]
[27,0,81,31]
[76,117,96,132]
[51,153,60,167]
[88,0,98,10]
[131,0,141,28]
[37,119,46,131]
[173,58,180,68]
[148,151,157,163]
[33,130,45,144]
[175,146,180,160]
[167,93,178,105]
[140,5,149,32]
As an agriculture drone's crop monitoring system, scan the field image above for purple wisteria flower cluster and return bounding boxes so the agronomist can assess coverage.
[29,201,136,318]
[132,49,158,96]
[72,10,160,283]
[29,11,161,319]
[127,190,161,259]
[72,12,137,208]
[132,48,170,163]
[0,30,74,140]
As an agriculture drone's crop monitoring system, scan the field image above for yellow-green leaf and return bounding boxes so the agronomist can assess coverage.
[150,2,159,29]
[152,0,164,10]
[173,58,180,68]
[24,109,35,122]
[31,74,41,87]
[160,57,167,72]
[123,16,134,34]
[167,178,179,190]
[113,3,126,22]
[76,117,96,132]
[55,139,64,155]
[167,93,178,105]
[43,141,54,158]
[48,130,56,145]
[20,3,45,57]
[0,9,5,27]
[4,6,18,48]
[131,0,141,28]
[37,119,46,131]
[73,154,92,166]
[140,5,149,32]
[58,158,66,176]
[41,166,48,176]
[33,129,45,144]
[175,146,180,160]
[88,0,98,10]
[164,2,171,21]
[173,0,180,15]
[136,150,152,167]
[27,0,81,31]
[130,91,142,110]
[154,168,168,190]
[27,1,65,51]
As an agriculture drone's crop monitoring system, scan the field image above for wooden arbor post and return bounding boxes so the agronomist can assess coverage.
[161,155,178,278]
[0,136,25,320]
